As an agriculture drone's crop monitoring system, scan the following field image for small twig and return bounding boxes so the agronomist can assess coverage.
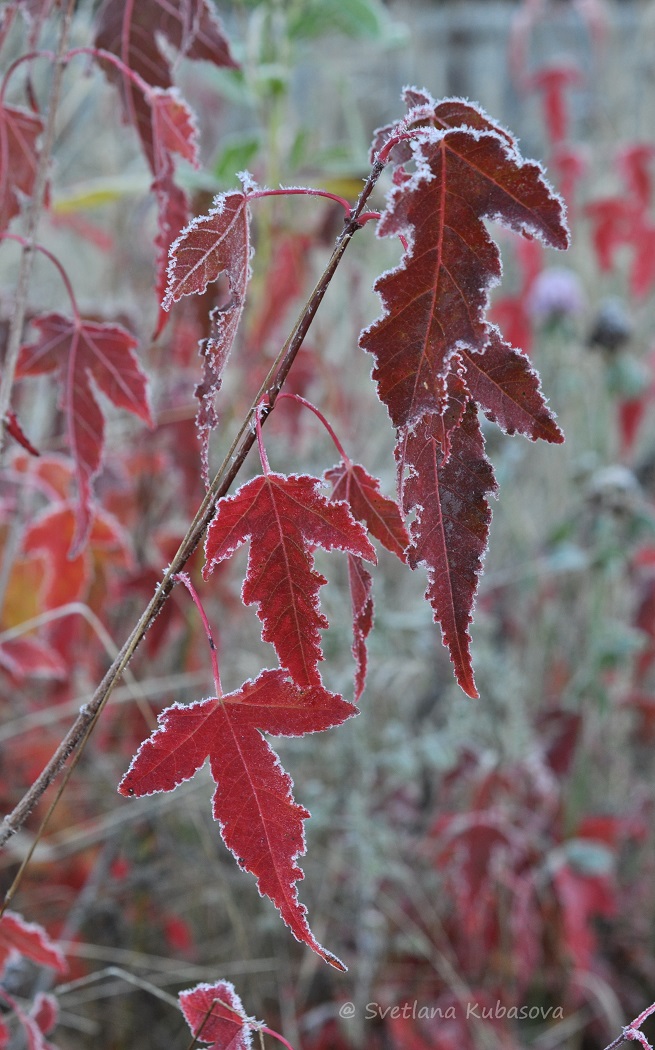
[603,1004,655,1050]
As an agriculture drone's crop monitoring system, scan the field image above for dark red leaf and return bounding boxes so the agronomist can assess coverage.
[399,401,497,698]
[324,461,409,560]
[4,410,39,457]
[362,107,568,430]
[120,669,355,968]
[17,314,152,552]
[204,473,376,689]
[458,327,563,442]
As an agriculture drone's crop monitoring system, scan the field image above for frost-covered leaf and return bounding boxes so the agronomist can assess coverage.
[347,555,374,703]
[120,669,355,968]
[458,327,563,442]
[324,461,407,700]
[204,473,376,688]
[179,980,253,1050]
[17,314,152,552]
[165,190,251,463]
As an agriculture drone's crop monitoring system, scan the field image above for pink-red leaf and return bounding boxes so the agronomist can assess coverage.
[0,103,45,233]
[204,473,376,688]
[362,109,568,430]
[324,461,409,560]
[17,314,152,553]
[399,402,497,699]
[120,669,355,968]
[0,911,66,976]
[179,980,252,1050]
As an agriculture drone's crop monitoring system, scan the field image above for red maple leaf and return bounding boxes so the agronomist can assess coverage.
[0,911,66,976]
[17,314,152,553]
[120,669,355,968]
[527,64,584,146]
[399,397,497,699]
[361,93,568,431]
[179,980,252,1050]
[0,103,45,233]
[204,473,376,689]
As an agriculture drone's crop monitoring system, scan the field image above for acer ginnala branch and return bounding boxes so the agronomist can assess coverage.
[1,40,569,970]
[110,88,569,968]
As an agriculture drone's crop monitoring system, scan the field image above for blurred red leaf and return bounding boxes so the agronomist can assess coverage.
[0,103,44,233]
[17,314,152,553]
[94,0,237,172]
[0,911,66,975]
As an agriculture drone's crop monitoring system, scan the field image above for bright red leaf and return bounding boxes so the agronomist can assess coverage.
[179,980,252,1050]
[204,473,376,689]
[0,911,66,976]
[120,669,355,968]
[0,103,45,233]
[324,461,408,700]
[399,399,497,699]
[527,64,584,146]
[17,314,152,553]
